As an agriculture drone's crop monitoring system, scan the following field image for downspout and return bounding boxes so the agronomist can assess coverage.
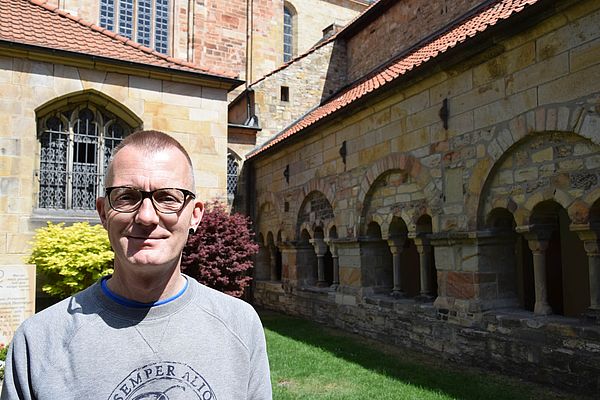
[246,0,254,87]
[187,0,195,63]
[245,158,256,226]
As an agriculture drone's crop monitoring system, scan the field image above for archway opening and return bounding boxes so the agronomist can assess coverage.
[530,201,589,316]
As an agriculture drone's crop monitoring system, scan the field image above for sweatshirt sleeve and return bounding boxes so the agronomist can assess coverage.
[0,329,34,400]
[246,310,273,400]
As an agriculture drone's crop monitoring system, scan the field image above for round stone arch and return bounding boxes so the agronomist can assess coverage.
[473,104,600,229]
[296,190,335,240]
[295,177,337,213]
[478,130,600,229]
[356,152,438,236]
[257,198,281,240]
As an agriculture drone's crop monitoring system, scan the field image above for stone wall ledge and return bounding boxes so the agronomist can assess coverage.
[254,286,600,396]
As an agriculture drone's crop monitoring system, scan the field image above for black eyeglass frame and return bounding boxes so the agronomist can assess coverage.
[105,186,196,214]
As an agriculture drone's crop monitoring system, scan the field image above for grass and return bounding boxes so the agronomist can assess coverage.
[262,311,582,400]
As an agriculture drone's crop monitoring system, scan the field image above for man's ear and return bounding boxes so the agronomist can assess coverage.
[190,199,204,231]
[96,197,108,229]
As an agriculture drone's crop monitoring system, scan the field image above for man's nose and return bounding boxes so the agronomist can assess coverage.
[134,197,160,224]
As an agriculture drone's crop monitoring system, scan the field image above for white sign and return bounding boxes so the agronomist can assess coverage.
[0,265,36,346]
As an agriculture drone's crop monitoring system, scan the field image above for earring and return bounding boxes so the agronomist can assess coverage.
[188,228,195,235]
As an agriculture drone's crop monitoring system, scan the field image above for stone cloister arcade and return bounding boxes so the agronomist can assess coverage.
[253,130,600,322]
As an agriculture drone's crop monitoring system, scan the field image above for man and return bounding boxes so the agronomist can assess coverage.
[1,130,272,399]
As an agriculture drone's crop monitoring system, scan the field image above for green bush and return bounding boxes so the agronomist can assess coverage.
[0,342,6,380]
[28,222,114,298]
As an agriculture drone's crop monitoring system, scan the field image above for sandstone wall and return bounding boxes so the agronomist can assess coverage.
[0,55,229,269]
[250,0,600,393]
[252,39,348,144]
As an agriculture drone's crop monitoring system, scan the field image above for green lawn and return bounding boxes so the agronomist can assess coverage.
[262,312,580,400]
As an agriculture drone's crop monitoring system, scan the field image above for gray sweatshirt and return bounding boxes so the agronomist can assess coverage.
[0,276,272,400]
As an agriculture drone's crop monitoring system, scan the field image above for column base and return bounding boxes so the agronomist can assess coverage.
[534,302,553,315]
[390,289,404,298]
[583,308,600,324]
[415,293,434,302]
[316,281,329,288]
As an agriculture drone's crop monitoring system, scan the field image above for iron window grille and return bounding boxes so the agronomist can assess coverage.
[37,105,130,210]
[227,153,240,203]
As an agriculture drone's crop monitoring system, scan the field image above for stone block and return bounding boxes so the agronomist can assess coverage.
[558,159,584,171]
[406,106,439,132]
[430,70,473,104]
[390,90,430,121]
[340,265,361,287]
[537,8,600,61]
[539,63,600,105]
[579,113,600,143]
[474,88,537,130]
[515,167,539,182]
[584,155,600,169]
[434,246,456,271]
[473,42,535,86]
[506,52,569,95]
[539,163,557,177]
[497,169,514,185]
[395,128,430,152]
[531,147,554,163]
[453,78,504,115]
[570,37,600,72]
[557,106,571,132]
[7,233,34,254]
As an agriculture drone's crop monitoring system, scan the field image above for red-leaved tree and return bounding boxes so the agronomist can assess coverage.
[181,201,259,298]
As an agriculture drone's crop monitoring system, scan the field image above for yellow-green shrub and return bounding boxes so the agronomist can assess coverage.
[28,222,114,298]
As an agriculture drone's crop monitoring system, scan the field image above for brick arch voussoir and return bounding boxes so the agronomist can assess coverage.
[518,188,575,226]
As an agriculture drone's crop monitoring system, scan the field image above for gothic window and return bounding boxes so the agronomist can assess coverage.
[283,6,293,62]
[227,153,240,203]
[99,0,170,54]
[38,105,132,210]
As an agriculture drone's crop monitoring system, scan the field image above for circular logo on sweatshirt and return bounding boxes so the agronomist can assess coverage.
[108,362,217,400]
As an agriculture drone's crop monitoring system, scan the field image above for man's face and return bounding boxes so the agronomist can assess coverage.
[96,146,203,275]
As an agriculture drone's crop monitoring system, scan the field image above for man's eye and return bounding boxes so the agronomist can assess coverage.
[154,191,182,204]
[114,191,139,203]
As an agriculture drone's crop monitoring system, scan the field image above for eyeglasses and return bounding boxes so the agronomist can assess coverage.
[106,186,196,214]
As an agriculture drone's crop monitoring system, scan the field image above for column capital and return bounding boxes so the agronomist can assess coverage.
[324,240,339,257]
[519,225,554,253]
[309,238,328,256]
[387,236,406,254]
[409,232,430,252]
[268,243,278,256]
[573,229,600,256]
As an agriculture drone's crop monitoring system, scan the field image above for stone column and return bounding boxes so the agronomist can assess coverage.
[575,229,600,312]
[277,241,297,289]
[387,236,406,297]
[413,236,433,299]
[310,238,329,287]
[255,243,270,281]
[522,231,553,315]
[325,240,340,290]
[268,244,278,281]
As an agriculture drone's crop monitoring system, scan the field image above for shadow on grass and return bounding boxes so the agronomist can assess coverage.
[260,311,571,400]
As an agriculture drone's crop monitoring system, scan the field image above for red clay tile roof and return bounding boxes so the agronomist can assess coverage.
[0,0,237,80]
[247,0,541,159]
